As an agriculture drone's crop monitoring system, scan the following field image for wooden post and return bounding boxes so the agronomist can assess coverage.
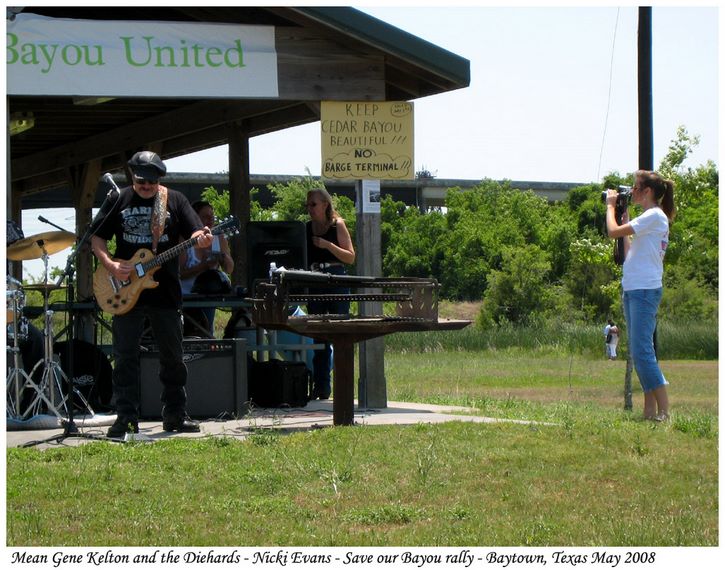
[624,357,633,411]
[355,180,387,409]
[228,121,250,290]
[333,339,356,426]
[8,190,23,282]
[71,160,102,344]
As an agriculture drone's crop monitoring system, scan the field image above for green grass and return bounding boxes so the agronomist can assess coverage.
[6,352,718,547]
[384,319,718,360]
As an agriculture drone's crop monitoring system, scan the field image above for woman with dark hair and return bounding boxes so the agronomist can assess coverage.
[305,188,356,399]
[606,170,675,421]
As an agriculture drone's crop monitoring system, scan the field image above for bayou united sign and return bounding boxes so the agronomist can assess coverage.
[7,13,278,97]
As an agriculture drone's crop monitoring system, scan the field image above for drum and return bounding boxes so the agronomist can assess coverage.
[6,276,24,325]
[6,315,29,343]
[53,340,113,412]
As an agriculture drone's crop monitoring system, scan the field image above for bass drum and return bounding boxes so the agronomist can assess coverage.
[53,340,113,413]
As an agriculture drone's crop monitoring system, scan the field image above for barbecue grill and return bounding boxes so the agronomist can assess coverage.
[251,269,470,425]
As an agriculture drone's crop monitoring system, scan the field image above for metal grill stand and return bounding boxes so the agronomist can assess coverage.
[252,270,470,426]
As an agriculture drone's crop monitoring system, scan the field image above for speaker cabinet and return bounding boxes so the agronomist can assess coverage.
[247,221,307,290]
[139,338,247,419]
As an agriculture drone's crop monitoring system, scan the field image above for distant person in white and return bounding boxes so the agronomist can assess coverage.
[603,319,619,360]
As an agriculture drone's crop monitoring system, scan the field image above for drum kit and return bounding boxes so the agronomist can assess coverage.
[6,230,97,424]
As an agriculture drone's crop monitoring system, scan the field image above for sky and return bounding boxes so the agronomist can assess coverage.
[165,4,719,184]
[10,2,721,281]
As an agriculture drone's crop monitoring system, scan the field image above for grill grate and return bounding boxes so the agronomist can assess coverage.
[251,270,440,327]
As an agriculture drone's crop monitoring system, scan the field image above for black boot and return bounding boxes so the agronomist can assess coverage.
[162,413,200,433]
[107,416,139,439]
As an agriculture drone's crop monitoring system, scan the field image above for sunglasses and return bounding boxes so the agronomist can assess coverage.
[306,201,319,207]
[134,177,158,185]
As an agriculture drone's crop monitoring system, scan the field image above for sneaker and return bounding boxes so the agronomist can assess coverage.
[107,417,139,438]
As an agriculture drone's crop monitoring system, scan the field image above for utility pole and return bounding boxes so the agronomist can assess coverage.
[638,6,654,170]
[625,6,654,411]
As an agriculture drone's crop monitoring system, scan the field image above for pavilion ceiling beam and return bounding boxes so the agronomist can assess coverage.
[161,103,321,159]
[10,99,299,182]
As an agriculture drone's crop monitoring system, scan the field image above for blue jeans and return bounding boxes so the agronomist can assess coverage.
[112,305,187,419]
[307,265,350,396]
[622,288,668,393]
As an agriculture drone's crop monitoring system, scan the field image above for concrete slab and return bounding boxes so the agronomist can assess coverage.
[5,400,538,450]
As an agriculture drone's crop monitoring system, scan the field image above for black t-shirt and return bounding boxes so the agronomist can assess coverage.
[92,186,203,308]
[306,220,340,266]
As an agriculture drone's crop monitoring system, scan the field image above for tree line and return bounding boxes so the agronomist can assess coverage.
[204,127,717,328]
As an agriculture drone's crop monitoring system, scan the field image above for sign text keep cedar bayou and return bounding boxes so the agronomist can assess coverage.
[7,33,247,74]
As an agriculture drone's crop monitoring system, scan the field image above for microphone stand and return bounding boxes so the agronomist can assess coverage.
[26,177,120,446]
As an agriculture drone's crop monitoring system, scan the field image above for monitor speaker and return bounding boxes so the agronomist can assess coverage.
[247,221,307,290]
[139,338,247,419]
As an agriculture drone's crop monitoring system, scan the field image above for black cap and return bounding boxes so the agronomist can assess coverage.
[127,151,167,182]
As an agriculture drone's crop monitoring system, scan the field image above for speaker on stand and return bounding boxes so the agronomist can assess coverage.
[246,221,307,291]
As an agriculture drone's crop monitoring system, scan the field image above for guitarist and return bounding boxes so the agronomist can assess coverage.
[90,151,213,439]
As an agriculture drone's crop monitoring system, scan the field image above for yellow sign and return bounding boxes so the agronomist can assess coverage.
[321,101,414,180]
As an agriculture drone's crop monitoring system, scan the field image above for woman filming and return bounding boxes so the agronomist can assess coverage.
[606,170,675,421]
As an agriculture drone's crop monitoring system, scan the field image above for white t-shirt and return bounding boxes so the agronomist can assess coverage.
[622,207,669,291]
[181,235,221,295]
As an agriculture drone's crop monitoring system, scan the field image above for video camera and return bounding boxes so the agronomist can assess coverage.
[601,185,632,211]
[602,185,632,267]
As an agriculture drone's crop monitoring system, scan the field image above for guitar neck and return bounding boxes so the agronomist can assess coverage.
[136,218,237,273]
[142,234,202,270]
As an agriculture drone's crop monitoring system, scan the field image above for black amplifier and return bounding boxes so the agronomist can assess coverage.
[139,338,247,419]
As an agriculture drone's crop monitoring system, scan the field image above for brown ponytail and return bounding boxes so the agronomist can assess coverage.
[635,170,676,222]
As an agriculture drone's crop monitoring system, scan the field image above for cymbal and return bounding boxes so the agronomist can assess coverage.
[23,282,66,293]
[6,231,75,261]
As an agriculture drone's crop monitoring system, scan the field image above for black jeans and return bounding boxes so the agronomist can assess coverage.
[111,305,187,420]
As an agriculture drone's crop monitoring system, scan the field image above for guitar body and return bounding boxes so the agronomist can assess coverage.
[92,217,240,316]
[93,248,161,315]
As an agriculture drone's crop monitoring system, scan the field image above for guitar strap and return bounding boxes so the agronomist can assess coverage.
[150,185,168,254]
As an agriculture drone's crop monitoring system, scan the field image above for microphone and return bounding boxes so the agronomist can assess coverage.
[37,215,68,232]
[101,173,120,197]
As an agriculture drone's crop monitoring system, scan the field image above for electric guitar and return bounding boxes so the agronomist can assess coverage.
[93,217,239,315]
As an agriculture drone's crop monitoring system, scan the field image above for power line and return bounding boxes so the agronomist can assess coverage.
[596,8,621,182]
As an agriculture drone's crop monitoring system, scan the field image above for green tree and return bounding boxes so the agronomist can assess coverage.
[200,186,229,219]
[268,176,317,222]
[381,198,446,278]
[437,181,552,299]
[657,126,718,290]
[200,185,273,221]
[564,237,620,320]
[479,244,553,325]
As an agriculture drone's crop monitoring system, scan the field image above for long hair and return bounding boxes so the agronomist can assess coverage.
[307,188,338,225]
[636,170,676,222]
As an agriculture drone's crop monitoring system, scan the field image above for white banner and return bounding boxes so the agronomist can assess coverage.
[6,13,278,98]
